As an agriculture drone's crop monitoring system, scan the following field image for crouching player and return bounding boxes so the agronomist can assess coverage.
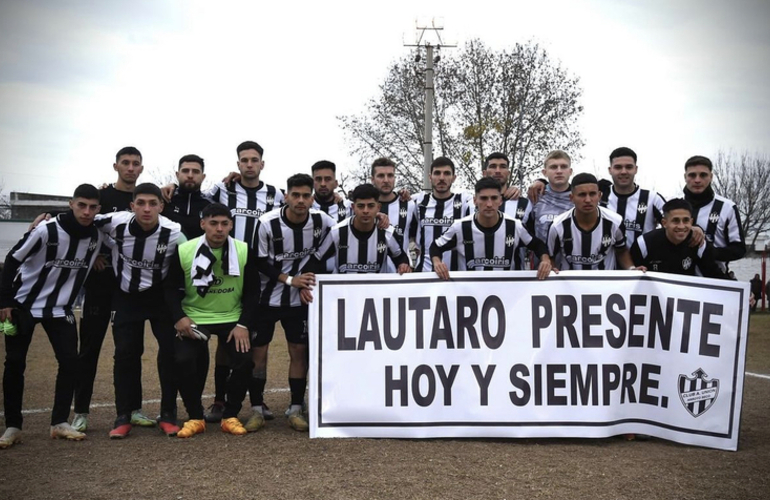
[164,203,259,437]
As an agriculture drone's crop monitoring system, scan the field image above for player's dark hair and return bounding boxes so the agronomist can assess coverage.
[237,141,263,157]
[311,160,337,174]
[116,146,142,162]
[684,155,713,171]
[133,183,163,201]
[474,177,502,193]
[484,152,509,170]
[609,147,637,163]
[350,183,381,202]
[178,154,205,171]
[73,184,100,202]
[287,173,314,192]
[202,203,232,220]
[431,156,455,173]
[371,157,396,176]
[571,173,599,190]
[662,198,693,217]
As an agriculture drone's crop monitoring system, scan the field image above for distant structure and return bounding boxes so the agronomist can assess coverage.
[9,191,70,220]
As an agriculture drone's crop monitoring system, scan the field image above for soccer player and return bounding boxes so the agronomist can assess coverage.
[311,183,412,275]
[547,173,636,271]
[162,154,211,239]
[311,160,352,222]
[73,146,150,433]
[681,155,746,272]
[430,177,554,280]
[252,174,335,432]
[163,203,259,438]
[370,158,419,271]
[95,183,184,439]
[532,150,574,243]
[0,185,104,448]
[414,157,474,272]
[630,198,725,278]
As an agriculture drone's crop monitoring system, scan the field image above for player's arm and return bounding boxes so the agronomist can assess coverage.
[712,206,747,262]
[523,235,557,279]
[386,235,411,274]
[0,226,46,319]
[696,242,728,279]
[429,226,458,280]
[162,250,194,337]
[629,237,648,269]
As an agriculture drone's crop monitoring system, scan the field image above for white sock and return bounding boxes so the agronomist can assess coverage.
[290,404,302,414]
[252,405,264,415]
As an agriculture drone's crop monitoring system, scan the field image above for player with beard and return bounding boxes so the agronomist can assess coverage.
[162,154,211,239]
[311,160,351,222]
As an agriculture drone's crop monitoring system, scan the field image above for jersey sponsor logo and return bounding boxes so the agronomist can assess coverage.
[601,235,613,247]
[47,242,58,247]
[156,243,168,254]
[232,207,265,218]
[623,220,643,232]
[682,257,692,270]
[339,262,381,273]
[637,202,648,214]
[120,255,162,270]
[467,257,511,269]
[205,287,235,294]
[377,242,387,254]
[211,274,224,286]
[505,235,516,247]
[708,211,720,224]
[275,248,313,261]
[566,253,607,265]
[678,368,719,418]
[423,216,453,227]
[44,258,89,269]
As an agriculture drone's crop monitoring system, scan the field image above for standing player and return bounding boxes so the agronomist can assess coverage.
[430,178,553,280]
[73,146,150,433]
[162,154,211,239]
[630,198,725,278]
[547,173,636,271]
[532,150,574,244]
[163,203,259,438]
[252,174,335,432]
[681,155,746,272]
[0,185,104,448]
[414,157,474,272]
[95,184,184,439]
[370,158,419,271]
[311,183,412,275]
[311,160,351,222]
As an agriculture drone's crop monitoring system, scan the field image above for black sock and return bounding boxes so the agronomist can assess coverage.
[214,365,230,403]
[289,377,306,406]
[249,377,266,406]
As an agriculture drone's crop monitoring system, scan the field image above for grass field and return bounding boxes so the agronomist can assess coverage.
[0,313,768,500]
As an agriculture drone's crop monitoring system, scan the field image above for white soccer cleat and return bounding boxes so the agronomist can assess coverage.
[51,422,86,441]
[0,427,22,449]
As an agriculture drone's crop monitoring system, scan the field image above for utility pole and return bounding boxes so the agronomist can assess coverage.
[404,19,455,192]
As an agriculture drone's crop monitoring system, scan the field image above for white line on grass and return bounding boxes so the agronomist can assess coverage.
[747,372,770,380]
[0,388,290,417]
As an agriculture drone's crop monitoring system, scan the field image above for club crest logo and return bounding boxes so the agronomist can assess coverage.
[313,227,323,238]
[377,242,387,254]
[266,194,274,205]
[601,235,613,247]
[156,244,168,254]
[399,208,408,219]
[516,208,525,219]
[708,211,720,224]
[88,240,99,251]
[454,199,463,209]
[505,235,515,247]
[678,368,719,418]
[682,257,692,270]
[637,202,648,214]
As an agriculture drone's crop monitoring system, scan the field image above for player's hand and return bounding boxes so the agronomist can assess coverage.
[332,192,344,204]
[174,317,195,338]
[98,182,109,190]
[503,186,521,200]
[161,184,176,202]
[749,292,756,308]
[0,308,12,322]
[536,256,557,280]
[376,213,390,229]
[528,180,547,204]
[227,324,251,353]
[689,226,705,247]
[397,263,412,275]
[299,288,314,304]
[398,188,411,202]
[28,212,51,231]
[92,254,108,272]
[630,265,648,272]
[433,259,450,280]
[292,272,316,289]
[222,171,241,184]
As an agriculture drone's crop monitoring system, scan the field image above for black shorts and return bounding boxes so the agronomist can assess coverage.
[252,305,308,347]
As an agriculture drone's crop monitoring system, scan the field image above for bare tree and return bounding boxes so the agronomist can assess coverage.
[712,150,770,248]
[338,39,584,191]
[143,165,179,188]
[0,179,11,219]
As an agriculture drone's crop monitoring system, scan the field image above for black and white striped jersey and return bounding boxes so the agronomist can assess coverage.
[315,217,404,274]
[547,207,627,270]
[95,212,183,293]
[312,198,352,223]
[689,193,745,270]
[602,185,665,247]
[256,206,335,307]
[502,197,536,269]
[413,191,475,272]
[379,197,419,271]
[6,215,103,318]
[206,181,284,246]
[431,213,543,271]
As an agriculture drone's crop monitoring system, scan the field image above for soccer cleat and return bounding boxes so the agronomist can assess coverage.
[71,413,88,432]
[284,401,308,417]
[262,403,275,421]
[177,419,205,439]
[244,412,265,432]
[287,410,309,432]
[51,422,86,441]
[109,419,132,440]
[204,402,225,423]
[0,427,22,449]
[130,410,156,427]
[221,417,247,436]
[158,420,180,437]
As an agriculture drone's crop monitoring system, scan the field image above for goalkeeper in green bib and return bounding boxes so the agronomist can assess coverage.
[164,203,259,438]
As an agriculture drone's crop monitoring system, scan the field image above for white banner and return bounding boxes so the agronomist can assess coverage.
[308,271,749,451]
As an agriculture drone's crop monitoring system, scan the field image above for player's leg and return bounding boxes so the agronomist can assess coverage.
[241,307,276,432]
[282,306,309,432]
[149,312,180,436]
[218,323,254,436]
[174,331,207,438]
[43,316,85,441]
[205,342,229,423]
[109,297,145,438]
[0,315,36,448]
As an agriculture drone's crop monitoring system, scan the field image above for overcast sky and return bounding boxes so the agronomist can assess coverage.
[1,0,768,200]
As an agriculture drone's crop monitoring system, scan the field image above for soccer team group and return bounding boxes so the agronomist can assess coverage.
[0,141,746,448]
